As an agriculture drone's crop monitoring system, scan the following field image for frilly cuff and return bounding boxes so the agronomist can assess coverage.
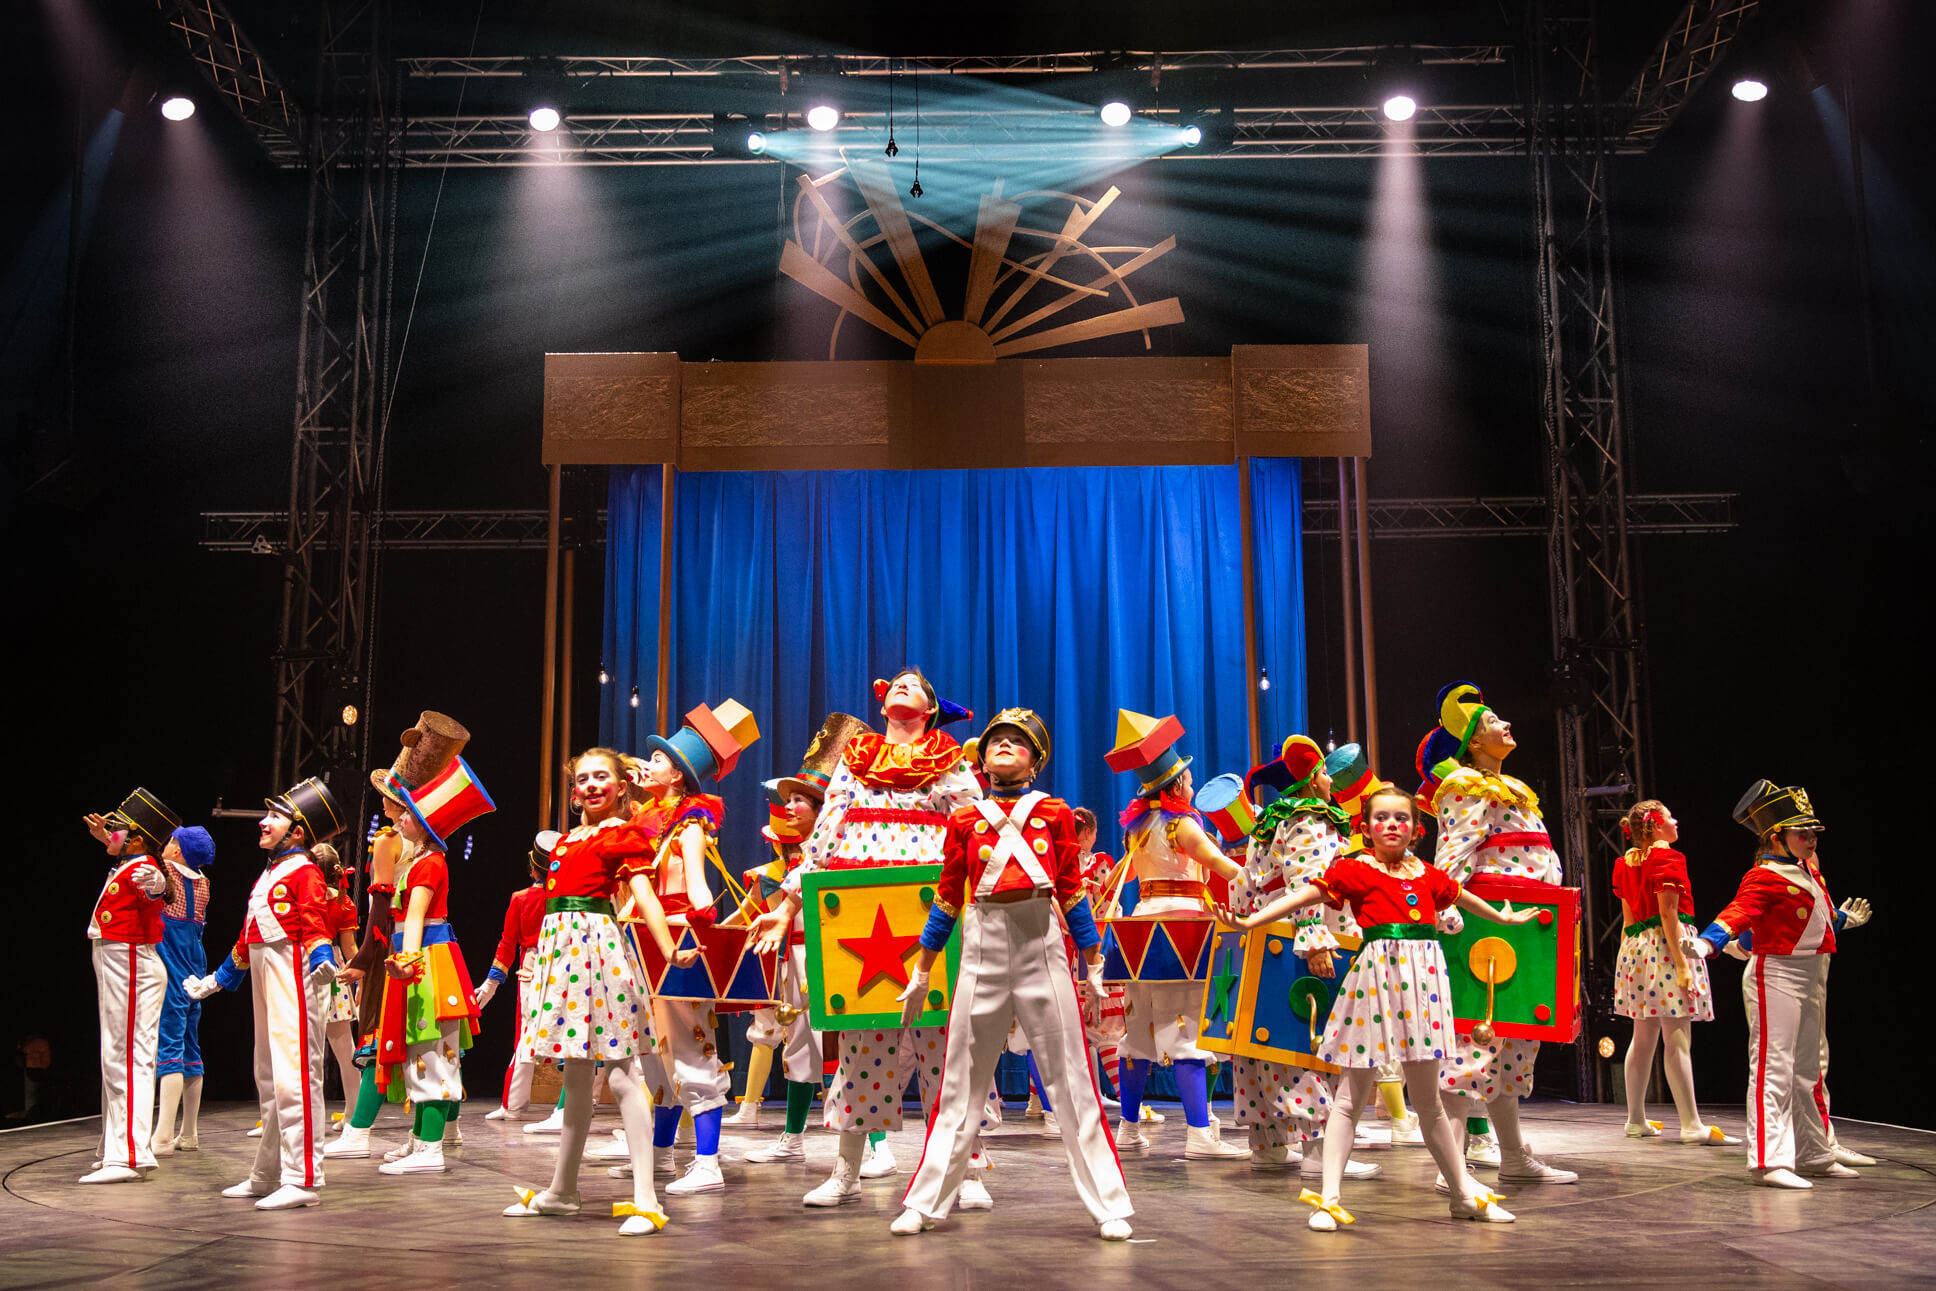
[1291,918,1339,957]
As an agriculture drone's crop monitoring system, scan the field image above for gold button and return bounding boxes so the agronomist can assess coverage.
[978,846,993,861]
[1787,886,1800,895]
[1796,908,1808,919]
[1408,910,1422,921]
[1030,818,1045,830]
[108,882,120,895]
[975,822,989,834]
[1033,839,1049,855]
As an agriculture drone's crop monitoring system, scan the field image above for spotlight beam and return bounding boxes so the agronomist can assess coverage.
[981,188,1119,333]
[963,194,1025,325]
[791,172,927,336]
[986,236,1176,344]
[847,159,947,326]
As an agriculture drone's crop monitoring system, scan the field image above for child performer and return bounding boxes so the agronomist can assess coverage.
[185,778,346,1210]
[1612,800,1736,1146]
[371,756,495,1174]
[750,669,987,1207]
[1101,710,1246,1159]
[502,747,695,1235]
[891,709,1133,1240]
[313,844,363,1127]
[153,824,214,1156]
[1417,683,1578,1185]
[1221,785,1536,1229]
[477,832,554,1120]
[1692,780,1872,1189]
[79,790,181,1184]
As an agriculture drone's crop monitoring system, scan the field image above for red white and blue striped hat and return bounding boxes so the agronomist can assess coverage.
[402,756,495,850]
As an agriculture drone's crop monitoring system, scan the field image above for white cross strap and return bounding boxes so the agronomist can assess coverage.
[973,792,1055,898]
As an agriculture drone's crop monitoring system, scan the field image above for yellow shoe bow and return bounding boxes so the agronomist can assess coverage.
[613,1202,670,1229]
[1298,1188,1355,1225]
[513,1187,537,1208]
[1473,1189,1507,1212]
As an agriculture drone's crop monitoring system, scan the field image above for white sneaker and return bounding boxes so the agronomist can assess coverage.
[1754,1167,1812,1189]
[383,1136,421,1163]
[445,1124,462,1147]
[1680,1124,1741,1146]
[1831,1144,1879,1167]
[1301,1154,1382,1180]
[1025,1091,1044,1120]
[256,1184,321,1210]
[485,1106,513,1121]
[1115,1119,1149,1154]
[524,1109,565,1135]
[325,1126,372,1159]
[1465,1129,1502,1167]
[1801,1161,1860,1179]
[607,1164,634,1179]
[378,1142,448,1175]
[666,1155,724,1195]
[1344,1159,1383,1180]
[1251,1143,1294,1168]
[744,1132,805,1164]
[1388,1115,1425,1146]
[503,1187,581,1216]
[1099,1218,1133,1240]
[78,1165,142,1184]
[222,1179,272,1199]
[1184,1125,1248,1160]
[722,1099,763,1129]
[1100,1094,1121,1114]
[1041,1111,1060,1136]
[957,1177,993,1210]
[859,1140,898,1178]
[803,1155,862,1206]
[890,1207,933,1235]
[1499,1147,1578,1184]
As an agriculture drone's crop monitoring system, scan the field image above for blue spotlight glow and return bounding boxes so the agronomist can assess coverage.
[1179,124,1202,147]
[747,130,767,154]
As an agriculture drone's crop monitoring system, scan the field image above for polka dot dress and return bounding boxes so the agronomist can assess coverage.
[1317,938,1454,1069]
[1441,1034,1537,1100]
[825,1025,946,1134]
[519,910,654,1063]
[1614,925,1715,1021]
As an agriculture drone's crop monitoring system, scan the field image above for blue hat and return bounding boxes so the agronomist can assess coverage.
[642,699,761,792]
[171,825,216,870]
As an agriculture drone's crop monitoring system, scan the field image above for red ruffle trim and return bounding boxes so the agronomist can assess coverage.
[842,730,964,790]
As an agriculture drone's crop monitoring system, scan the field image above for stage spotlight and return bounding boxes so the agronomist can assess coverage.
[529,105,561,132]
[748,130,767,154]
[806,103,840,132]
[160,95,194,121]
[1383,94,1417,122]
[1731,78,1768,102]
[1178,123,1202,147]
[1099,100,1132,128]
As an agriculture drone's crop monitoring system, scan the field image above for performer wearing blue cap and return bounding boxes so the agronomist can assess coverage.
[152,824,215,1156]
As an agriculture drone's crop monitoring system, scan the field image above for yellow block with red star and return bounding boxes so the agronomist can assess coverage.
[801,864,961,1032]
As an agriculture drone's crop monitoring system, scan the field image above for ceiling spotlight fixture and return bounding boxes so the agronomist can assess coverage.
[807,103,840,132]
[747,129,768,154]
[1179,123,1202,147]
[1731,78,1768,102]
[529,105,561,132]
[160,96,195,121]
[909,177,923,199]
[1382,94,1417,122]
[1099,100,1133,128]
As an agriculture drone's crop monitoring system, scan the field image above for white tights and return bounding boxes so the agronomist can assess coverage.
[325,1021,357,1114]
[1624,1017,1702,1132]
[542,1058,663,1215]
[1321,1062,1476,1205]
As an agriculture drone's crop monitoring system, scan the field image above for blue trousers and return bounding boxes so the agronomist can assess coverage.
[156,917,206,1077]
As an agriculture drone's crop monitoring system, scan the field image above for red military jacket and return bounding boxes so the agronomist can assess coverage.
[491,883,546,975]
[932,792,1088,918]
[88,855,167,945]
[224,850,333,968]
[1711,856,1837,957]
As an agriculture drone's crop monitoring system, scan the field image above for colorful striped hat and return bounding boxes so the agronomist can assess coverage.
[400,758,495,850]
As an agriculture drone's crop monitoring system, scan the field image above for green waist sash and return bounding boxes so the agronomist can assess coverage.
[1359,922,1439,943]
[1623,912,1697,938]
[546,896,616,918]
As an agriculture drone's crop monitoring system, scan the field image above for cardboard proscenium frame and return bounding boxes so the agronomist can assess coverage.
[801,864,962,1032]
[1198,922,1363,1073]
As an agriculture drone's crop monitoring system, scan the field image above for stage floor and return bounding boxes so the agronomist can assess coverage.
[3,1099,1932,1288]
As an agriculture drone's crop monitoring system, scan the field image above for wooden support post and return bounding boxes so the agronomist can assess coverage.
[655,463,676,737]
[1354,456,1380,776]
[1238,455,1261,766]
[1337,458,1360,747]
[538,464,561,828]
[558,548,575,833]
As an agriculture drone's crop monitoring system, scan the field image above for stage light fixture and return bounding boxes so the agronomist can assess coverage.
[341,704,359,727]
[748,130,768,153]
[1258,666,1271,693]
[1383,94,1417,122]
[598,663,610,685]
[1731,78,1768,102]
[807,103,840,132]
[160,96,195,121]
[1179,123,1202,147]
[630,685,641,709]
[529,105,561,132]
[1099,100,1133,128]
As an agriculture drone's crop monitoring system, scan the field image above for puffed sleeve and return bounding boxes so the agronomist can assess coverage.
[608,818,658,885]
[1433,778,1491,889]
[1642,847,1691,900]
[1426,865,1462,914]
[1315,856,1365,910]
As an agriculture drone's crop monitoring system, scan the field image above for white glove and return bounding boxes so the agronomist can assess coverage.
[1838,898,1872,930]
[1723,940,1750,962]
[896,971,932,1026]
[131,863,169,897]
[475,978,500,1010]
[1691,936,1716,959]
[1082,967,1106,1028]
[307,958,338,988]
[183,974,219,1000]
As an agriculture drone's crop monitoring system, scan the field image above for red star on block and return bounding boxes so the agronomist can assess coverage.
[838,903,922,994]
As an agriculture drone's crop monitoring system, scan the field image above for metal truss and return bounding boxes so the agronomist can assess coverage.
[398,47,1511,80]
[202,493,1731,553]
[272,0,397,798]
[1530,0,1651,1100]
[157,0,303,163]
[1620,0,1760,147]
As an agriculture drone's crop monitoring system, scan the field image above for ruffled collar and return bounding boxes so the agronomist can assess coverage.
[1442,765,1539,810]
[1119,789,1198,836]
[842,729,964,791]
[1250,795,1350,840]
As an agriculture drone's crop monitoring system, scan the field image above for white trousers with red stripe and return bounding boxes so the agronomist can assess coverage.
[93,940,165,1170]
[1743,953,1833,1174]
[902,899,1132,1224]
[248,942,331,1188]
[744,945,822,1084]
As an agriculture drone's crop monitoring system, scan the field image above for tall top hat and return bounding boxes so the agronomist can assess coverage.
[399,757,495,850]
[107,788,182,852]
[372,711,471,806]
[872,672,973,731]
[776,712,871,802]
[1196,773,1257,843]
[1732,779,1825,838]
[644,699,761,792]
[1436,681,1492,760]
[977,707,1052,771]
[1325,743,1374,809]
[1105,709,1190,793]
[267,777,346,844]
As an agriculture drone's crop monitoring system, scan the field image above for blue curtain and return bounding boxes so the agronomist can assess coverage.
[601,464,1306,864]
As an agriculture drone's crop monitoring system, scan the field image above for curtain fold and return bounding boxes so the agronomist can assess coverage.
[602,463,1306,859]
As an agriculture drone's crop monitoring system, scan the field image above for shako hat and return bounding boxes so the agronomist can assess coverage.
[1732,779,1825,838]
[266,777,346,844]
[977,707,1052,771]
[107,788,182,852]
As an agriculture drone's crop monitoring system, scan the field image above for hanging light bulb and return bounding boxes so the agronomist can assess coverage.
[1325,732,1337,753]
[1258,666,1271,693]
[599,662,610,685]
[629,685,640,709]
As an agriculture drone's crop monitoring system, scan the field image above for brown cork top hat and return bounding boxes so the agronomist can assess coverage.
[370,711,471,805]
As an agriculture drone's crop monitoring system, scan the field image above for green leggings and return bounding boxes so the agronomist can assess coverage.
[348,1064,464,1139]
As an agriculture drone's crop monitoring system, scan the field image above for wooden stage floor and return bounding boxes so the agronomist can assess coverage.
[3,1099,1932,1288]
